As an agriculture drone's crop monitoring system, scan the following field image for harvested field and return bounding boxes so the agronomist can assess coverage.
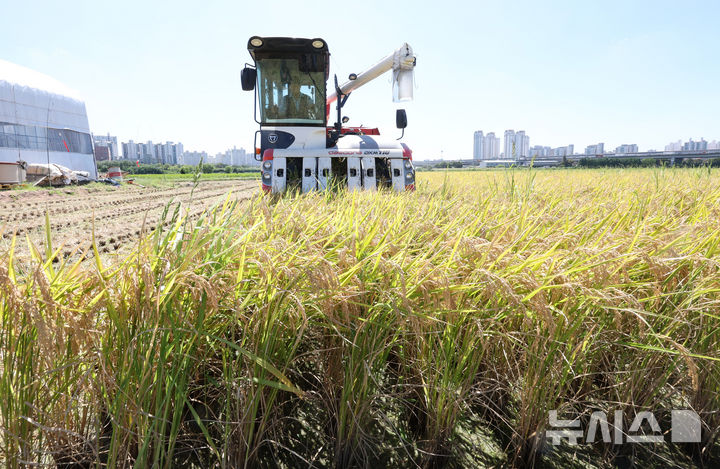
[0,179,258,262]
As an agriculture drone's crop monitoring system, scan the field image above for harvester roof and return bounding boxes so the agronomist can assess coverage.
[247,36,329,59]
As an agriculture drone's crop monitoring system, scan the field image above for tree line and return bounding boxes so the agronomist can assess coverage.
[96,161,259,175]
[578,157,720,168]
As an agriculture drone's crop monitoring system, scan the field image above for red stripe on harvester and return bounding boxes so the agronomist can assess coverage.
[63,140,69,152]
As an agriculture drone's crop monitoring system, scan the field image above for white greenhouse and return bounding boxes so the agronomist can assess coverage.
[0,59,97,179]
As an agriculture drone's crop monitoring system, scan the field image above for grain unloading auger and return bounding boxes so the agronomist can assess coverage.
[241,36,417,193]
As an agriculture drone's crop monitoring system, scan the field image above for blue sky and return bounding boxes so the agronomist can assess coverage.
[2,0,718,159]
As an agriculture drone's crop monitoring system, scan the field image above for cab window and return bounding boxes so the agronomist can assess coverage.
[256,58,325,125]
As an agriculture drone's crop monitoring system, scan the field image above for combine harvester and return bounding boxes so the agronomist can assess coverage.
[241,36,417,193]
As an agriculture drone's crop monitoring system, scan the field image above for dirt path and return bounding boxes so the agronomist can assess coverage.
[0,179,258,264]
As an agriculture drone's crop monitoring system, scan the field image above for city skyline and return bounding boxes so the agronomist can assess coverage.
[92,133,258,167]
[99,129,720,166]
[473,128,719,162]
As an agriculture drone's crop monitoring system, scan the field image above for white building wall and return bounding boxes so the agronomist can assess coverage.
[176,142,184,164]
[162,142,172,164]
[504,130,515,160]
[687,139,709,151]
[488,134,500,158]
[181,151,207,166]
[125,140,138,160]
[515,131,529,158]
[615,144,638,154]
[0,59,97,178]
[483,134,492,159]
[152,144,162,163]
[503,130,529,160]
[145,141,157,162]
[228,147,246,166]
[585,143,605,155]
[665,140,681,151]
[473,131,484,160]
[551,146,569,157]
[529,146,551,158]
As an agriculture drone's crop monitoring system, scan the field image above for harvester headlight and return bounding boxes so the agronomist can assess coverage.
[404,161,412,169]
[262,171,271,179]
[405,172,414,179]
[250,38,263,47]
[263,161,272,169]
[312,40,324,49]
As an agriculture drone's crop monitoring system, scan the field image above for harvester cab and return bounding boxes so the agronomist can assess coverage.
[241,36,416,193]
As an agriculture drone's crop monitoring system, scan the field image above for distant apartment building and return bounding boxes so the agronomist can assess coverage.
[123,140,154,161]
[683,138,707,152]
[615,144,638,154]
[665,140,682,152]
[473,131,485,160]
[485,132,500,159]
[208,147,257,166]
[212,150,234,166]
[664,138,714,152]
[528,144,574,159]
[140,141,156,163]
[528,146,551,158]
[153,144,164,162]
[160,142,182,165]
[180,150,208,166]
[503,131,514,159]
[227,147,254,166]
[120,139,183,163]
[178,147,255,167]
[93,134,119,160]
[552,144,574,157]
[503,130,529,160]
[175,142,184,164]
[122,140,139,160]
[517,131,529,159]
[472,131,501,160]
[585,143,605,155]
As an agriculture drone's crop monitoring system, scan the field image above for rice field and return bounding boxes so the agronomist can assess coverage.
[2,167,720,468]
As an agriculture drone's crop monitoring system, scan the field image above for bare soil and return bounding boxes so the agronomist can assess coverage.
[0,179,257,264]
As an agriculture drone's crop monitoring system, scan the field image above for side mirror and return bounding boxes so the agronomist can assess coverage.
[396,109,407,129]
[241,67,256,91]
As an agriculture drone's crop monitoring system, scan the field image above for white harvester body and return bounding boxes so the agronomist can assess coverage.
[242,37,416,193]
